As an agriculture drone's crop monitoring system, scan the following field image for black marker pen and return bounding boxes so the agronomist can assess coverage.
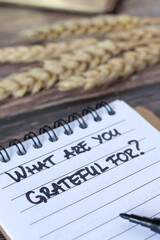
[120,213,160,234]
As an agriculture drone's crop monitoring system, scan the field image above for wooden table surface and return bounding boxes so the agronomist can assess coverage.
[0,0,160,239]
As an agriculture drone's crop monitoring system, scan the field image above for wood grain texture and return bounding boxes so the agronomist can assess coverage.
[0,0,160,239]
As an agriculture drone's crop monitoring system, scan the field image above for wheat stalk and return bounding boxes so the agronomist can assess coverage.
[0,38,97,63]
[57,44,160,91]
[0,39,160,101]
[44,38,160,80]
[23,14,160,41]
[43,39,133,79]
[107,26,160,41]
[1,26,160,64]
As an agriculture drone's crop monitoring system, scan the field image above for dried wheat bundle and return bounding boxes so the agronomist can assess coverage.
[0,39,149,101]
[0,39,159,101]
[44,38,160,79]
[107,26,160,41]
[43,39,135,78]
[0,38,97,63]
[58,43,160,91]
[23,14,160,41]
[1,26,160,64]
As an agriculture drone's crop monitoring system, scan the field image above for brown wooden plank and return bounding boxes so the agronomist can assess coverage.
[0,64,160,119]
[0,82,160,148]
[0,0,160,120]
[0,0,160,239]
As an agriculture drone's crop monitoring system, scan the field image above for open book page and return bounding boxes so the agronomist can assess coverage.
[0,100,160,240]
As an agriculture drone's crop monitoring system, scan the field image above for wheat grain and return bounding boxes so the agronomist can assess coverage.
[0,39,160,101]
[57,44,160,91]
[43,39,130,79]
[2,26,160,64]
[107,26,160,41]
[23,14,160,41]
[0,38,97,63]
[44,38,160,80]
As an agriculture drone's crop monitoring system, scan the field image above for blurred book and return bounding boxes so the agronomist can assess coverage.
[0,0,119,13]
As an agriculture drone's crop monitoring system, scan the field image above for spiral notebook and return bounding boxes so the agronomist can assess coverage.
[0,100,160,240]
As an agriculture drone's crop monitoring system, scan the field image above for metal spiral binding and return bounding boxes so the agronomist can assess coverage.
[9,139,27,156]
[0,101,115,162]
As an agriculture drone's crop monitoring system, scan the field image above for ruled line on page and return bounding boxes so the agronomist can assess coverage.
[1,101,160,240]
[19,139,148,214]
[39,177,160,239]
[22,145,149,214]
[21,145,155,214]
[107,212,160,240]
[144,233,157,240]
[72,194,160,240]
[90,129,135,151]
[29,153,158,225]
[108,225,138,240]
[2,127,134,190]
[0,119,126,176]
[12,137,145,202]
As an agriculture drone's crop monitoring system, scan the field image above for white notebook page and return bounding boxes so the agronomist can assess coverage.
[0,100,160,240]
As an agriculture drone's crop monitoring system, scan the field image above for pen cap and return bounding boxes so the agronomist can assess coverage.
[151,218,160,234]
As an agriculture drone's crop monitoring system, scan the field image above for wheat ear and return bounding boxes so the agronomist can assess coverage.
[44,38,160,79]
[0,39,160,101]
[107,26,160,41]
[23,14,160,41]
[0,38,97,63]
[57,43,160,91]
[43,40,134,78]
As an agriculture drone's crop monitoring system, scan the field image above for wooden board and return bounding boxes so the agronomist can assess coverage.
[0,65,160,120]
[0,0,160,238]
